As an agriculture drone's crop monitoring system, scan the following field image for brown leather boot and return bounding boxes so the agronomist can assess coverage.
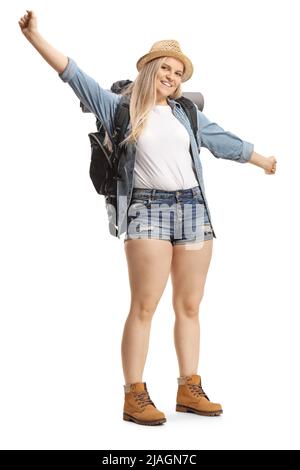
[123,382,167,426]
[176,374,223,416]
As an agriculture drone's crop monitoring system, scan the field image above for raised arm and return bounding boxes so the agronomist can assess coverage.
[18,10,68,73]
[19,10,122,138]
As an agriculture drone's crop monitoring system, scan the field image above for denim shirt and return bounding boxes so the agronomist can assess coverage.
[59,57,254,239]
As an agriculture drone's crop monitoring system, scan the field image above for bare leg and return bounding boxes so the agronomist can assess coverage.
[122,239,173,384]
[171,240,213,376]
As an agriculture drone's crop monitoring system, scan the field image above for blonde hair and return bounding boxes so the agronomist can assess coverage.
[103,56,183,152]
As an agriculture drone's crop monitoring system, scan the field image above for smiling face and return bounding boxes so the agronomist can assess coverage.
[155,57,184,105]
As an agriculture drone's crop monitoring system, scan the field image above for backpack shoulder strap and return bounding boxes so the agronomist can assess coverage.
[175,96,200,150]
[111,95,130,148]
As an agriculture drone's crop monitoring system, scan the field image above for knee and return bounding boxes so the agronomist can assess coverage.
[173,295,203,319]
[130,301,157,322]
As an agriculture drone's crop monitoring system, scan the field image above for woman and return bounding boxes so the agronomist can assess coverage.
[19,10,277,427]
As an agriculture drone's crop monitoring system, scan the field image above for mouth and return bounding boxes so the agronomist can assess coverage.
[161,81,173,88]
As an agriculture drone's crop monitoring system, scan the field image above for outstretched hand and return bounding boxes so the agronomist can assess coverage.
[263,156,277,175]
[18,10,38,36]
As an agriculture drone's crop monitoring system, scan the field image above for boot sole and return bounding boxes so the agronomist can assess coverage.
[123,412,166,426]
[176,404,223,416]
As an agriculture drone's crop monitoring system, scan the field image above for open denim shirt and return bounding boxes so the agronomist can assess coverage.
[59,57,254,239]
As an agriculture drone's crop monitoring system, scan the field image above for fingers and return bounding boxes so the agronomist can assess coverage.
[18,10,35,29]
[264,165,276,175]
[19,14,27,24]
[268,156,277,174]
[26,10,36,18]
[19,10,35,22]
[269,157,277,167]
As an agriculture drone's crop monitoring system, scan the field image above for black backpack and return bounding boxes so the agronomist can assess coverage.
[80,81,200,198]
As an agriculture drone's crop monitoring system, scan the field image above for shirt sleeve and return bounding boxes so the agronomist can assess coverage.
[196,109,254,163]
[58,57,122,139]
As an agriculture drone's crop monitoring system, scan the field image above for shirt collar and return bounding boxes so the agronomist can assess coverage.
[167,97,181,110]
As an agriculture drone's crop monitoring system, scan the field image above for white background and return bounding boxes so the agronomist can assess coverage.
[1,0,299,450]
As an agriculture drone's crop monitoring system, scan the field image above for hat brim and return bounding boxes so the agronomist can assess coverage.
[136,51,193,82]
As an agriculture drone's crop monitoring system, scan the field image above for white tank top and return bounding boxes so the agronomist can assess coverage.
[133,104,199,190]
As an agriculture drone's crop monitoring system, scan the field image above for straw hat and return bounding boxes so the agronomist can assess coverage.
[136,39,193,82]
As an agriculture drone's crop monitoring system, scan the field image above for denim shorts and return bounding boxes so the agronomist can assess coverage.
[124,186,214,245]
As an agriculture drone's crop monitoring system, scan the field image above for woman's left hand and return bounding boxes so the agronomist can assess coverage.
[263,156,277,175]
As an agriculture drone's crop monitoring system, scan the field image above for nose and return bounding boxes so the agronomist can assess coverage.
[165,71,175,82]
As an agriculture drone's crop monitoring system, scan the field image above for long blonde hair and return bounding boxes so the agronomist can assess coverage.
[103,56,183,152]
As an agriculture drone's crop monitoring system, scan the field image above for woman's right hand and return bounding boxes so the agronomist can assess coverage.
[18,10,38,37]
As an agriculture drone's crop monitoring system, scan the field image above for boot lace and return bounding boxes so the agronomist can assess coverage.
[134,391,155,409]
[188,383,209,400]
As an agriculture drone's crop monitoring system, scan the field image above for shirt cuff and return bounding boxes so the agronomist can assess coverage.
[240,141,254,163]
[58,57,77,82]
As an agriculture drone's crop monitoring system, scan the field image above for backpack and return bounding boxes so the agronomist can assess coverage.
[81,80,200,198]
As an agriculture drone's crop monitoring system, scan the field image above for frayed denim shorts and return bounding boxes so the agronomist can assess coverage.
[124,186,214,245]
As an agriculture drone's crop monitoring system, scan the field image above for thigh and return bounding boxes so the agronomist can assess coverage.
[171,239,213,311]
[124,239,173,309]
